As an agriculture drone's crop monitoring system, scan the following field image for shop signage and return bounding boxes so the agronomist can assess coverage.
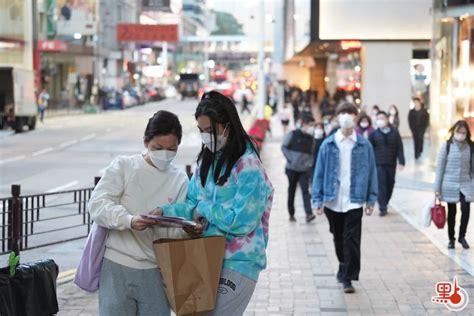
[38,40,68,52]
[116,24,178,42]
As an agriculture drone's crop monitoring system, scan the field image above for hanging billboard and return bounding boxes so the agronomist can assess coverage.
[56,0,97,36]
[319,0,432,40]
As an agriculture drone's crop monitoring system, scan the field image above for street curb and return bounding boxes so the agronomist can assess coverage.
[57,268,76,286]
[390,202,474,276]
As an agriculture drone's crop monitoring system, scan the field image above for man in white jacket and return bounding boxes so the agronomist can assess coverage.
[88,111,189,316]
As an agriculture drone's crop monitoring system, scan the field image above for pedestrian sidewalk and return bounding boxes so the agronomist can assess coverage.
[56,123,474,315]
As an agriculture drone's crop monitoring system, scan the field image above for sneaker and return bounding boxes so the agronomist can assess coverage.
[458,238,470,249]
[448,240,455,249]
[379,210,387,217]
[289,216,296,222]
[306,214,316,223]
[343,280,355,293]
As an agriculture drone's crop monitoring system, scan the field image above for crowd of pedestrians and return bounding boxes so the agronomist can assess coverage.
[280,88,472,294]
[80,86,472,315]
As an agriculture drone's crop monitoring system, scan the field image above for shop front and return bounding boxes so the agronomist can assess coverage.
[430,2,474,162]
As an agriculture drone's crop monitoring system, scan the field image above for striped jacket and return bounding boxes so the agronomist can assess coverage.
[435,141,474,203]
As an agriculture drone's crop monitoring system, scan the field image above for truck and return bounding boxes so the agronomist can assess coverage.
[0,67,37,133]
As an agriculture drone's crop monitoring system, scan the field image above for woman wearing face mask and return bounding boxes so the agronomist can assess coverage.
[282,116,317,223]
[88,111,189,316]
[153,91,274,315]
[388,104,400,129]
[355,113,374,139]
[312,122,326,180]
[435,120,473,250]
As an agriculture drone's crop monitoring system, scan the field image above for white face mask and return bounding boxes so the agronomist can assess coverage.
[389,109,397,115]
[376,119,387,129]
[303,126,315,135]
[201,126,228,152]
[454,133,466,142]
[148,149,176,170]
[338,113,355,129]
[360,121,369,129]
[314,128,324,139]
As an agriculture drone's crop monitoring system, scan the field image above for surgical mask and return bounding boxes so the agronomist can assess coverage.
[303,126,314,135]
[201,126,228,152]
[389,109,397,115]
[148,149,176,170]
[376,119,387,129]
[296,122,302,129]
[338,113,355,129]
[454,133,466,142]
[360,121,369,129]
[314,128,324,139]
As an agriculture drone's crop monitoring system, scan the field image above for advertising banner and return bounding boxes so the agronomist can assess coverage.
[56,0,97,36]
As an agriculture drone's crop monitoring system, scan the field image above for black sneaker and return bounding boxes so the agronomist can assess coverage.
[306,214,316,223]
[448,240,455,249]
[343,280,355,293]
[458,238,470,249]
[379,211,387,217]
[289,216,296,222]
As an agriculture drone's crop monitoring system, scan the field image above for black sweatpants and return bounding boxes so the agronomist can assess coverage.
[412,130,425,159]
[285,169,312,216]
[447,192,471,241]
[377,165,396,213]
[324,207,363,281]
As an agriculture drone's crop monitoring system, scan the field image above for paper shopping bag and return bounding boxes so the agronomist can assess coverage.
[153,236,226,315]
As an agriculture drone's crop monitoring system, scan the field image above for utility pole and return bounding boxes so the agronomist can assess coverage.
[256,0,266,119]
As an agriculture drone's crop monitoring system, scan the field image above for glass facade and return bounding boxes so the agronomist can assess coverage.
[430,3,474,163]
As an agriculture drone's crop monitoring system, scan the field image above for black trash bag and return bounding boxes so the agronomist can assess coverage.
[0,270,16,316]
[0,259,59,316]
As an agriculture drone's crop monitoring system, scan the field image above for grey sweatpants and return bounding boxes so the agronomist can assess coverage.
[99,258,170,316]
[204,269,257,316]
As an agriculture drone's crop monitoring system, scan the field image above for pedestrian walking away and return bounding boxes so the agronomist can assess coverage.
[278,103,292,134]
[152,91,274,316]
[434,120,473,250]
[281,116,317,223]
[38,88,50,122]
[369,111,405,216]
[241,93,250,114]
[408,97,429,160]
[312,102,378,294]
[87,111,190,316]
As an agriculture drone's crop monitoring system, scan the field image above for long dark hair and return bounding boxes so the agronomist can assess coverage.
[447,120,473,146]
[196,91,259,186]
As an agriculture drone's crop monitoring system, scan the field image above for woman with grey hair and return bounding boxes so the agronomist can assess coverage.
[435,120,473,249]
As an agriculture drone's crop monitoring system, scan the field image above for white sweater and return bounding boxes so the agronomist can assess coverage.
[88,154,189,269]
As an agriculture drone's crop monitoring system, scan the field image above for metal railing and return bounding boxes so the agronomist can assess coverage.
[0,177,100,255]
[1,165,193,256]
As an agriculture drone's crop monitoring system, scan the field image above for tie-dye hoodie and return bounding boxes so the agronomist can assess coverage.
[160,145,274,281]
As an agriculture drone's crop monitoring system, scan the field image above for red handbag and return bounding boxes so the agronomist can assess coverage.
[431,199,446,229]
